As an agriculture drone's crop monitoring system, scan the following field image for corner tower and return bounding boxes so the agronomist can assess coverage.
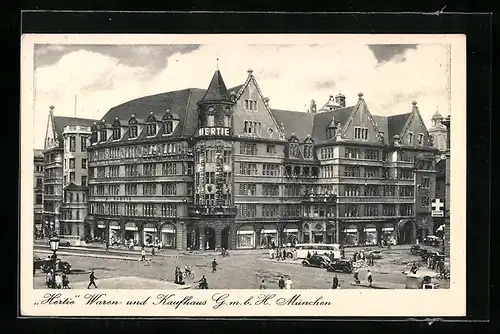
[189,70,237,251]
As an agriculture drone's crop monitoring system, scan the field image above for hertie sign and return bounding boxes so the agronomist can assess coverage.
[197,127,230,137]
[431,198,444,217]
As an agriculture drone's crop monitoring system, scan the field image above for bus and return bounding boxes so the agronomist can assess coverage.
[294,243,341,259]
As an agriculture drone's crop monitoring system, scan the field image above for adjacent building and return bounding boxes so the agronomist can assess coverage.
[42,105,96,236]
[84,69,439,251]
[34,149,44,236]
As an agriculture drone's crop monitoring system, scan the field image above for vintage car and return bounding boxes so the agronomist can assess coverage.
[368,250,383,259]
[421,250,445,262]
[327,259,354,273]
[410,245,428,256]
[34,255,72,274]
[423,236,442,247]
[302,254,332,268]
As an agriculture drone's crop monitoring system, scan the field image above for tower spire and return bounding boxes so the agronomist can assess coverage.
[199,69,231,103]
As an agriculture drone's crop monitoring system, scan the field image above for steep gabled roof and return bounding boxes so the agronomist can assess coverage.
[270,109,314,140]
[387,113,411,140]
[372,115,389,144]
[64,182,87,191]
[199,70,232,103]
[53,116,97,138]
[311,107,355,143]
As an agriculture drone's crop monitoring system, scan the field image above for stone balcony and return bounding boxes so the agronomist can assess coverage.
[188,205,237,217]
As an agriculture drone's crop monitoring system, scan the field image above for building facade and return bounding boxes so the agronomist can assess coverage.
[84,69,438,250]
[42,105,96,236]
[34,149,44,236]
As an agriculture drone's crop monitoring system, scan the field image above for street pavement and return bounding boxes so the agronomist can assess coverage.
[33,245,450,290]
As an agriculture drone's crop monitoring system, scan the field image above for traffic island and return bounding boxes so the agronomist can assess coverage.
[69,276,191,289]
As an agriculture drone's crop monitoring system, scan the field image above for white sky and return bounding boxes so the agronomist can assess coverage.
[33,43,451,149]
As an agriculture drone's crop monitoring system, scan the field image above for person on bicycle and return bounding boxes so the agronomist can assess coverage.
[197,275,208,289]
[184,264,192,276]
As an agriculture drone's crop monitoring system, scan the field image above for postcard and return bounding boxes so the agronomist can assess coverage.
[21,33,466,317]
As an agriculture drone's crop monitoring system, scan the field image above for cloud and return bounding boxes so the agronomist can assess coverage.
[368,44,419,64]
[32,43,450,148]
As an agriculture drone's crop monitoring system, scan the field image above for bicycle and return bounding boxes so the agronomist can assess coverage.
[183,270,195,280]
[436,271,450,280]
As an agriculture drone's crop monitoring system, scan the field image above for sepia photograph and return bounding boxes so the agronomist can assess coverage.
[21,33,466,317]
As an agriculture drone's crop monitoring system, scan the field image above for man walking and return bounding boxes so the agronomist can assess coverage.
[141,247,146,261]
[366,270,373,287]
[259,279,266,289]
[211,258,218,273]
[87,270,98,289]
[278,276,285,289]
[332,274,339,289]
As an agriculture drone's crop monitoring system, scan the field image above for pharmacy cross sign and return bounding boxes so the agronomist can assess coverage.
[431,198,444,217]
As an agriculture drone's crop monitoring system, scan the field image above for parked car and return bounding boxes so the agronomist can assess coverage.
[423,236,442,247]
[302,254,332,268]
[410,245,428,256]
[368,250,383,259]
[58,237,72,247]
[327,259,354,273]
[421,250,445,262]
[38,255,72,274]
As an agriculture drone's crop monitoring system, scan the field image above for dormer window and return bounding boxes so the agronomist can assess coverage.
[327,127,336,139]
[164,121,173,135]
[354,127,368,140]
[408,132,414,144]
[91,131,98,143]
[129,125,138,138]
[418,133,424,145]
[303,145,313,159]
[99,129,107,142]
[146,123,156,137]
[289,143,298,157]
[112,127,121,140]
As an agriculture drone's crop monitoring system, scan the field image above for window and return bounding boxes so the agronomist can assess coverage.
[164,121,173,135]
[398,169,413,180]
[364,185,378,196]
[244,99,258,111]
[205,149,215,163]
[364,204,379,216]
[146,123,156,136]
[262,184,279,197]
[143,204,156,217]
[266,144,276,154]
[124,203,137,216]
[81,136,87,150]
[239,184,256,196]
[400,204,413,216]
[112,127,121,140]
[408,132,414,144]
[364,149,379,160]
[36,177,43,188]
[364,167,379,178]
[161,183,177,196]
[69,172,75,183]
[204,193,215,206]
[262,205,280,217]
[240,163,258,175]
[262,164,280,176]
[205,172,215,184]
[125,164,138,177]
[344,166,360,177]
[108,165,119,177]
[399,186,414,198]
[421,195,430,207]
[354,127,368,140]
[383,204,396,216]
[81,176,87,186]
[383,186,396,197]
[223,150,231,164]
[161,204,177,217]
[344,204,359,217]
[162,163,177,175]
[143,183,156,196]
[345,147,360,159]
[35,194,42,205]
[69,136,76,152]
[418,133,424,145]
[108,185,120,195]
[207,115,215,127]
[81,158,87,169]
[224,115,230,127]
[243,121,261,135]
[68,158,75,169]
[344,185,360,197]
[288,143,298,157]
[420,176,431,189]
[125,184,137,195]
[143,163,156,176]
[240,143,257,155]
[99,130,107,142]
[303,145,313,159]
[239,204,257,218]
[129,126,138,138]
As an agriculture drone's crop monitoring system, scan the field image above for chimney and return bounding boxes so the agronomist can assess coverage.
[247,69,254,77]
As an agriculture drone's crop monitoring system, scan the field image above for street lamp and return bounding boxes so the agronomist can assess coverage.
[49,236,60,289]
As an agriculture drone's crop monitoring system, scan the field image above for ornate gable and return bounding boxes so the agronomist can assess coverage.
[341,93,384,143]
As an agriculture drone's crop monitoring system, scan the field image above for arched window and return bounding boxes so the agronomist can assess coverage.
[146,123,156,136]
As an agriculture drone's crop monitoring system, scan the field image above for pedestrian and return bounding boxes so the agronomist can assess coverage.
[416,238,419,245]
[369,252,374,266]
[307,251,311,259]
[353,270,360,284]
[427,256,432,269]
[332,274,339,289]
[174,267,180,284]
[105,242,109,251]
[341,247,345,259]
[141,247,146,261]
[410,262,418,274]
[293,249,298,260]
[283,249,287,261]
[151,247,155,256]
[367,270,373,287]
[269,248,274,259]
[353,252,357,262]
[259,279,266,289]
[45,270,53,288]
[212,258,218,273]
[278,276,285,289]
[87,270,98,289]
[285,276,293,289]
[197,275,208,289]
[62,274,70,289]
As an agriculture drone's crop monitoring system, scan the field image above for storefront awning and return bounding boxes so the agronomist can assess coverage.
[382,227,394,231]
[262,229,277,234]
[344,228,358,233]
[161,227,175,233]
[364,228,377,232]
[237,230,254,235]
[144,227,157,232]
[98,224,105,229]
[125,226,138,231]
[284,228,299,233]
[110,225,120,230]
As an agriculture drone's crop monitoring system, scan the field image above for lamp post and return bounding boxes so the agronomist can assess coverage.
[49,236,60,289]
